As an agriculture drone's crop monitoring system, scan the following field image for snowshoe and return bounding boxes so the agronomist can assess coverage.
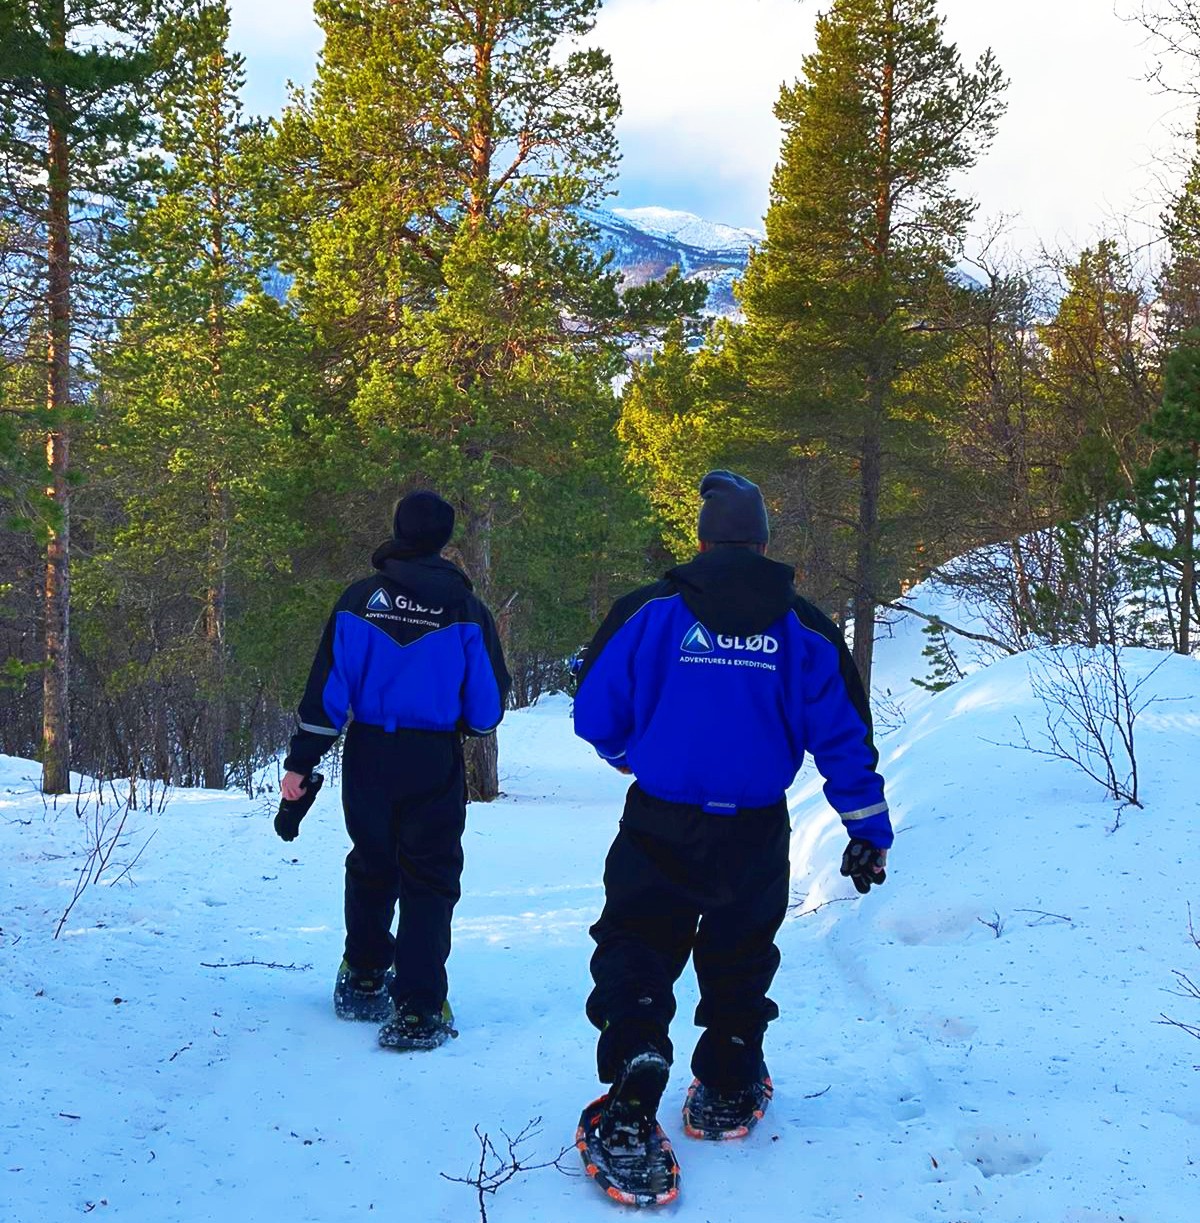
[377,1000,457,1051]
[576,1051,680,1208]
[682,1065,773,1141]
[333,959,394,1023]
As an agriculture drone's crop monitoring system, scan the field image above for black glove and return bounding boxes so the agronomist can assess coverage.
[274,773,324,842]
[840,837,887,894]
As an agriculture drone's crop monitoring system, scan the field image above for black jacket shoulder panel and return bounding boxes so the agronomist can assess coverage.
[789,595,874,735]
[790,595,844,645]
[576,579,675,688]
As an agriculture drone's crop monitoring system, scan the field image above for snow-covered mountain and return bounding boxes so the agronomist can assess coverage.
[585,206,997,317]
[611,206,762,255]
[583,205,761,318]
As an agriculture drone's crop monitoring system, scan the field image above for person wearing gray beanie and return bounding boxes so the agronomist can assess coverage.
[571,469,891,1203]
[697,470,769,546]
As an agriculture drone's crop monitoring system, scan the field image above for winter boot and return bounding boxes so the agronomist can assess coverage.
[377,1000,457,1051]
[333,958,394,1023]
[682,1061,773,1140]
[576,1050,680,1207]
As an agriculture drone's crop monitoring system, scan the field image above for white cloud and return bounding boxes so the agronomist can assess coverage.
[593,0,812,213]
[940,0,1184,251]
[597,0,1183,244]
[227,0,1187,248]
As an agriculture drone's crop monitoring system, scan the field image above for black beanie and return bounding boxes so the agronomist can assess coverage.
[392,490,455,555]
[697,470,769,545]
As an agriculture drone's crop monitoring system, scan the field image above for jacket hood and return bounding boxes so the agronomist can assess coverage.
[666,548,796,636]
[370,541,474,602]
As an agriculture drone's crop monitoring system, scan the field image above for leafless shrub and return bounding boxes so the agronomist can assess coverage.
[1009,642,1167,810]
[873,687,907,735]
[978,911,1005,938]
[440,1117,575,1223]
[1160,904,1200,1061]
[53,779,161,938]
[128,770,172,814]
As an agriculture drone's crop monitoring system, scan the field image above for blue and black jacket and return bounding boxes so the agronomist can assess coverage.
[284,543,511,775]
[573,548,891,847]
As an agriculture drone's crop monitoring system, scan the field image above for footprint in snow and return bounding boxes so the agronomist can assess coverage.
[893,1095,926,1121]
[955,1125,1046,1177]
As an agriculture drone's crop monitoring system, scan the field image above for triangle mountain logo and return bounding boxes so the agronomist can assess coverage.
[366,588,392,612]
[680,622,714,654]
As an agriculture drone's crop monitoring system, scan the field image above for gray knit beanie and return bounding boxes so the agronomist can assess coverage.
[697,470,769,544]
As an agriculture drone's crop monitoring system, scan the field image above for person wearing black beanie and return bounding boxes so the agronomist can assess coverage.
[571,470,891,1202]
[278,489,511,1052]
[390,490,456,556]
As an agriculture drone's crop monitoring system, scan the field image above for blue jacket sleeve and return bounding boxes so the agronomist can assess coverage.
[791,602,892,848]
[573,587,660,768]
[460,600,511,735]
[284,602,352,774]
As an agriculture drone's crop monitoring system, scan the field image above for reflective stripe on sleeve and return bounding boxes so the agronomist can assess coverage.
[298,721,340,736]
[839,801,889,821]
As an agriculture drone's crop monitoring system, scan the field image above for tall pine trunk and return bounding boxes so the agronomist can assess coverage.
[1086,505,1103,648]
[1180,440,1198,655]
[42,0,72,795]
[201,479,228,789]
[459,507,501,801]
[201,102,229,792]
[458,6,502,801]
[851,14,897,692]
[852,399,883,690]
[466,4,495,229]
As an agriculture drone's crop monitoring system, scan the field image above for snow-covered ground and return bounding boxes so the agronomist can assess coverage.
[4,587,1200,1222]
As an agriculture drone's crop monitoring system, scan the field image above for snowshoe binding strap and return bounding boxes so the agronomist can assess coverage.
[682,1072,773,1141]
[377,1001,457,1051]
[576,1095,680,1208]
[333,960,394,1023]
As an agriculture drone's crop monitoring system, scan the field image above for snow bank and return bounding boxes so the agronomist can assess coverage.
[2,649,1198,1220]
[784,646,1200,1222]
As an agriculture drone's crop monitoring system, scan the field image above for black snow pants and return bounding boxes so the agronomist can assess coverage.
[587,783,791,1095]
[341,721,467,1013]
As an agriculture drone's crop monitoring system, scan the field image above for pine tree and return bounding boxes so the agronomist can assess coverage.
[931,259,1062,645]
[274,0,701,797]
[1134,332,1200,654]
[730,0,1006,688]
[0,0,193,792]
[1135,113,1200,652]
[1158,112,1200,345]
[1039,242,1159,646]
[619,321,714,560]
[84,2,311,786]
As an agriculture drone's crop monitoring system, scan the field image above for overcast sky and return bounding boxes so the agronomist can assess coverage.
[228,0,1189,253]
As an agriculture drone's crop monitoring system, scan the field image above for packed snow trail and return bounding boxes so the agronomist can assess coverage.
[4,645,1200,1221]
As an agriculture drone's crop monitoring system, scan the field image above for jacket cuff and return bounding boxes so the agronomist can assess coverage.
[843,809,893,849]
[284,728,332,776]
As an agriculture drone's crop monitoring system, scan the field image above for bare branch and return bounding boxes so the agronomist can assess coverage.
[883,600,1019,654]
[199,960,312,971]
[440,1118,575,1223]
